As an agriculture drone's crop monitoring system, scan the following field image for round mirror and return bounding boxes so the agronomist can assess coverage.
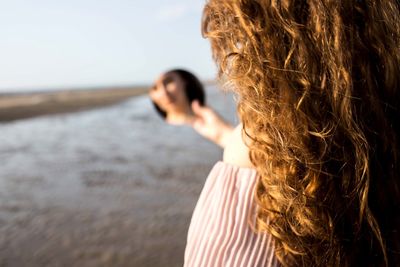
[149,69,206,125]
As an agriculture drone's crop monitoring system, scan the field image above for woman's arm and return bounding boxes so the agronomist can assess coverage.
[190,102,253,168]
[189,100,234,148]
[222,124,254,168]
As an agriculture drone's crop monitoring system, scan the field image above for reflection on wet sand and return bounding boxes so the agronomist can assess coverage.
[0,86,237,267]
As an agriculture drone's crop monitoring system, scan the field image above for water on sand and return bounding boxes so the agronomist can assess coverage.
[0,86,237,267]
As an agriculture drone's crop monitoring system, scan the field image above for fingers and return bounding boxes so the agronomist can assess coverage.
[192,100,210,117]
[188,102,204,128]
[191,100,201,115]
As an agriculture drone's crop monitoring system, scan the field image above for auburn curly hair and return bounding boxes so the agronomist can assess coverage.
[202,0,400,266]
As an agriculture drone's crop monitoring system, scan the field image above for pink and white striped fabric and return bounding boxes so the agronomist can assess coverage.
[184,161,278,267]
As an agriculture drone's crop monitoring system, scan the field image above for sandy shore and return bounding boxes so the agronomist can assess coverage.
[0,86,237,267]
[0,161,214,267]
[0,86,148,122]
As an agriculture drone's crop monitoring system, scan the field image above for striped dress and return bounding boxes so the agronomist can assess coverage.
[184,161,278,267]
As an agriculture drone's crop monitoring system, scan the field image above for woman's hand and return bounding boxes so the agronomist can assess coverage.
[189,100,234,148]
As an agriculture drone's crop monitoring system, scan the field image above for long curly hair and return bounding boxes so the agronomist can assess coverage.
[202,0,400,266]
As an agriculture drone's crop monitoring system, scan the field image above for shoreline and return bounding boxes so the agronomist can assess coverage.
[0,84,234,267]
[0,86,149,122]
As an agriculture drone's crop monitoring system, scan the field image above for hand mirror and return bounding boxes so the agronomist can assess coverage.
[149,69,206,125]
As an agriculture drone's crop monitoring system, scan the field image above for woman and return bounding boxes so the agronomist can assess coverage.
[149,69,206,125]
[185,0,400,266]
[150,68,236,147]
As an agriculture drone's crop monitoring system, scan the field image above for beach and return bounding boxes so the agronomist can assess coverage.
[0,86,149,122]
[0,85,238,267]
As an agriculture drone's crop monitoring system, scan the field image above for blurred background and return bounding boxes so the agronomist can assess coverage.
[0,1,238,266]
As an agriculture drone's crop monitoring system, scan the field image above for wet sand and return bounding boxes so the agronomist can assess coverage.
[0,86,149,122]
[0,162,214,267]
[0,86,237,267]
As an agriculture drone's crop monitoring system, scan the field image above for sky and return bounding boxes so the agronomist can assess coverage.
[0,0,216,92]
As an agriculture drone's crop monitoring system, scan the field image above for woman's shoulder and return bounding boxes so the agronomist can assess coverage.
[222,124,254,169]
